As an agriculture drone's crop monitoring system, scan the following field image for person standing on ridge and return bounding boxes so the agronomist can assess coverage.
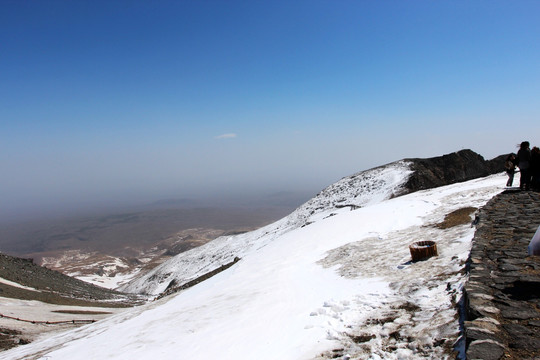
[517,141,532,190]
[505,153,517,187]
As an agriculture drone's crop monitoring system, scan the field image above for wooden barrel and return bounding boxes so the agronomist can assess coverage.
[409,241,438,262]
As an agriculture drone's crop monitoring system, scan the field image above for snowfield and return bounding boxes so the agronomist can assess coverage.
[0,165,507,360]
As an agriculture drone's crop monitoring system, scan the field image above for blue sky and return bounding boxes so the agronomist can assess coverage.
[1,1,539,221]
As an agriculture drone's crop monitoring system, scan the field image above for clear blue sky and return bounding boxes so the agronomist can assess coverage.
[1,0,539,221]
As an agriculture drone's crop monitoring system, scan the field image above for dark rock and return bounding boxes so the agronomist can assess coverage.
[492,276,520,285]
[501,258,530,265]
[466,327,501,344]
[467,339,506,360]
[349,334,376,343]
[507,335,540,350]
[502,280,540,301]
[404,150,505,193]
[503,323,534,336]
[499,305,539,321]
[499,264,521,271]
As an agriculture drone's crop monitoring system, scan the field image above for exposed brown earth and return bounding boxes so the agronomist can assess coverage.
[436,207,478,229]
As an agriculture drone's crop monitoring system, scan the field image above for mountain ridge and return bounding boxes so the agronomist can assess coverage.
[1,160,507,359]
[120,149,505,296]
[0,253,142,307]
[403,149,506,193]
[0,149,508,358]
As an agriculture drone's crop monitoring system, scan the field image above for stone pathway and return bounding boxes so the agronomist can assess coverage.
[464,190,540,360]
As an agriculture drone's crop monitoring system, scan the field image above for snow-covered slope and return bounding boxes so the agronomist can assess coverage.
[120,160,413,295]
[0,168,507,359]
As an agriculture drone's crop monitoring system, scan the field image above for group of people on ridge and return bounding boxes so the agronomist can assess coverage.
[505,141,540,191]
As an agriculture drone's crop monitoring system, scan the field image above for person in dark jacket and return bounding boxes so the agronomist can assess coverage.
[530,146,540,191]
[517,141,531,190]
[504,153,517,187]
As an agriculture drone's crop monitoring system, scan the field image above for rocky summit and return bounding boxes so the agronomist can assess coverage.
[404,149,506,193]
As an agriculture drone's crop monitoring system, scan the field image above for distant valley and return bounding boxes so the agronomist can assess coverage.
[0,205,299,288]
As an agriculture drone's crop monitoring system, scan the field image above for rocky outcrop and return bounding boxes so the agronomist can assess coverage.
[403,149,506,193]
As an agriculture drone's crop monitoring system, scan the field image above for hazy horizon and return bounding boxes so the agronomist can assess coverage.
[0,188,317,225]
[2,1,539,223]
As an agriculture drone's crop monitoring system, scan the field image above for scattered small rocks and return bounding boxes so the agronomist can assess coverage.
[0,328,30,351]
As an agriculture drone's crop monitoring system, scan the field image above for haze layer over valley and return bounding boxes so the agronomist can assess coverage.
[0,200,303,289]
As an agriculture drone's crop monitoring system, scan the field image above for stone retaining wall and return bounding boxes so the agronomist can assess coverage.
[464,190,540,360]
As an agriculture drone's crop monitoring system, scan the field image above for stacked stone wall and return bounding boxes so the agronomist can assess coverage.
[464,190,540,360]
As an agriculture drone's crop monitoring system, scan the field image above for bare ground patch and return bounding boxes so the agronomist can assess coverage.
[0,327,30,351]
[435,207,477,229]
